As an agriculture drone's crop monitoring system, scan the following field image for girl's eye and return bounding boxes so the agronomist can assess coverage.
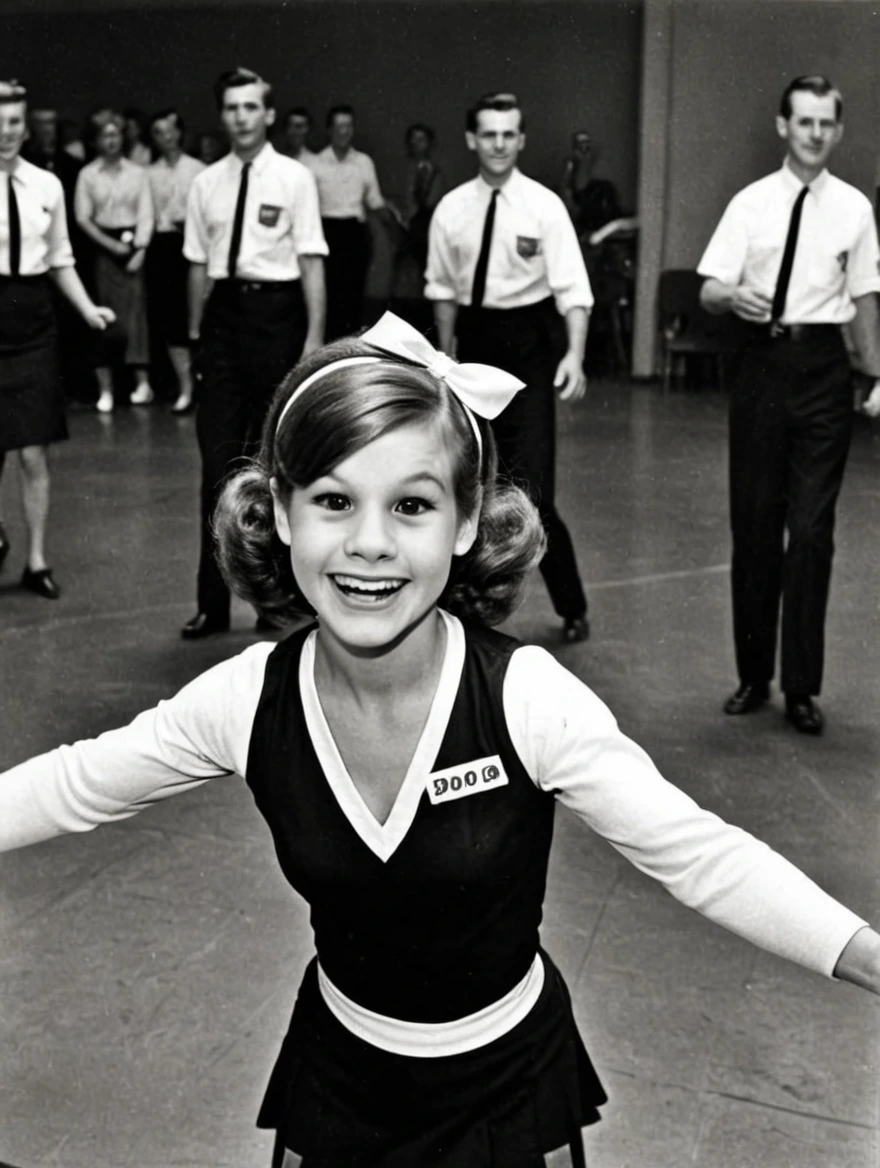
[396,497,434,516]
[314,493,350,511]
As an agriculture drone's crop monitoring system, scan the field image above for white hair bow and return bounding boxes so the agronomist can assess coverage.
[361,312,524,420]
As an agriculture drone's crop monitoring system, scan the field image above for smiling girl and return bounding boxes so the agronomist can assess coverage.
[1,314,878,1167]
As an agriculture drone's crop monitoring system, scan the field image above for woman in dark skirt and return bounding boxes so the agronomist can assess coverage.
[0,80,114,598]
[74,108,153,413]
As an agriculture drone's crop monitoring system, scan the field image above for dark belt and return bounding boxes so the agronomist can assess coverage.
[754,322,840,343]
[213,278,299,294]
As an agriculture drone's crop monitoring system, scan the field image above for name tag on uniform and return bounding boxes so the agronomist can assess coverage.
[426,755,508,805]
[516,235,541,259]
[258,204,281,227]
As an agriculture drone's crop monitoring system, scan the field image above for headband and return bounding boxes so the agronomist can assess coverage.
[275,312,525,454]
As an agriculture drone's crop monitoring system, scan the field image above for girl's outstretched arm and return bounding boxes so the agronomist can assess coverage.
[0,643,273,852]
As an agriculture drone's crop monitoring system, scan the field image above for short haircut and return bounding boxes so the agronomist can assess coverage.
[405,122,435,145]
[213,336,546,627]
[466,92,525,133]
[779,75,842,121]
[0,79,27,108]
[148,107,185,137]
[285,106,311,125]
[327,103,354,128]
[213,67,274,112]
[86,107,125,146]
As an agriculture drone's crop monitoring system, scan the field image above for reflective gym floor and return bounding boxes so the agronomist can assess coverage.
[1,381,878,1167]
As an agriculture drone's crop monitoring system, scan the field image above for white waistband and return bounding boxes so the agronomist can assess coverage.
[317,953,545,1058]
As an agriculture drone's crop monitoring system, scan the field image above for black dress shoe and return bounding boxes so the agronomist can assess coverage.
[0,523,9,571]
[722,680,769,715]
[21,566,61,599]
[785,694,824,735]
[180,612,230,640]
[563,616,590,643]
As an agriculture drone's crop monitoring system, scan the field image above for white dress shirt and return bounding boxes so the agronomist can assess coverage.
[310,146,385,221]
[698,160,880,325]
[183,143,327,281]
[1,157,74,275]
[74,157,154,250]
[426,169,593,315]
[148,153,204,233]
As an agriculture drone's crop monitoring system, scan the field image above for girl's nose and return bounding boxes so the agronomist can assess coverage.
[343,507,396,560]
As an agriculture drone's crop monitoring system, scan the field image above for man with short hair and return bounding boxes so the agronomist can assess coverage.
[280,107,317,167]
[309,104,386,338]
[181,67,327,639]
[426,93,592,643]
[699,75,880,733]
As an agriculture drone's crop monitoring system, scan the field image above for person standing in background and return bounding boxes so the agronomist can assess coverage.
[146,108,203,414]
[0,80,114,598]
[309,104,387,338]
[180,67,327,640]
[698,75,880,734]
[426,92,592,644]
[75,108,154,413]
[279,107,317,167]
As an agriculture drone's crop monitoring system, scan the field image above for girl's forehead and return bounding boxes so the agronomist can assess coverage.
[323,419,458,481]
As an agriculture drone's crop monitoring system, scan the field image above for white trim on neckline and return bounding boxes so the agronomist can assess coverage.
[299,610,466,863]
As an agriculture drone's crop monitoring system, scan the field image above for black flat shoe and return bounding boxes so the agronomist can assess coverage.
[722,680,769,715]
[0,523,9,571]
[21,566,61,599]
[562,616,590,643]
[785,694,824,735]
[180,611,230,640]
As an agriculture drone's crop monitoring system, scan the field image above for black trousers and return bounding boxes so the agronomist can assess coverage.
[195,279,306,621]
[457,299,588,621]
[728,325,852,696]
[322,217,369,340]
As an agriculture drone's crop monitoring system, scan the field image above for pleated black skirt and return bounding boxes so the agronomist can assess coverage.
[0,275,67,452]
[259,952,606,1168]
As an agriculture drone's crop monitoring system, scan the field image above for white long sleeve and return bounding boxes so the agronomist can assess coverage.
[503,645,867,979]
[0,642,273,852]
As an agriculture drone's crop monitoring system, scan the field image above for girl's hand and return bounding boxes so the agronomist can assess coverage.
[84,306,116,331]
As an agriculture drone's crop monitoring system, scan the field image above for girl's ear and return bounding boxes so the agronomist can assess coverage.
[454,510,478,557]
[270,477,292,547]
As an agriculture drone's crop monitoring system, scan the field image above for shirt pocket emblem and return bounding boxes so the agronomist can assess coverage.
[426,755,509,805]
[516,235,541,259]
[258,204,282,227]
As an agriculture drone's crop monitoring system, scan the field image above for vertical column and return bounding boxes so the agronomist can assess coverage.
[631,0,674,377]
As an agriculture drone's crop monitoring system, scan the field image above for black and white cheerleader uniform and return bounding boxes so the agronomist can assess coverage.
[0,612,867,1165]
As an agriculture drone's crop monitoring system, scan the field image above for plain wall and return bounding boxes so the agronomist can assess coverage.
[1,0,643,207]
[663,0,880,269]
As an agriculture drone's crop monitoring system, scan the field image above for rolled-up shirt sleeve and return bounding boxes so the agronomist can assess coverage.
[504,647,868,979]
[424,205,458,301]
[363,156,385,212]
[183,175,209,264]
[73,168,95,231]
[133,170,154,250]
[45,179,75,269]
[845,199,880,299]
[543,197,593,315]
[292,166,329,257]
[697,195,749,286]
[0,643,273,853]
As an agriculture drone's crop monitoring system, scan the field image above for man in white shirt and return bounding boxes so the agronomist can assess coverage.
[426,93,592,643]
[279,107,317,168]
[181,67,327,639]
[309,104,386,338]
[699,76,880,733]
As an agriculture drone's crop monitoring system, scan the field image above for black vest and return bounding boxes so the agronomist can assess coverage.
[245,621,556,1023]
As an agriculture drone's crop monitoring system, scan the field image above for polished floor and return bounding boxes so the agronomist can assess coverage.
[1,382,879,1168]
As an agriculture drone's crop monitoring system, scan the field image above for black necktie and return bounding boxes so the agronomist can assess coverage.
[8,174,21,277]
[771,185,809,326]
[227,161,251,278]
[471,188,499,308]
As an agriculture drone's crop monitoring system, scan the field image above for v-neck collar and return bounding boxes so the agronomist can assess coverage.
[299,610,466,863]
